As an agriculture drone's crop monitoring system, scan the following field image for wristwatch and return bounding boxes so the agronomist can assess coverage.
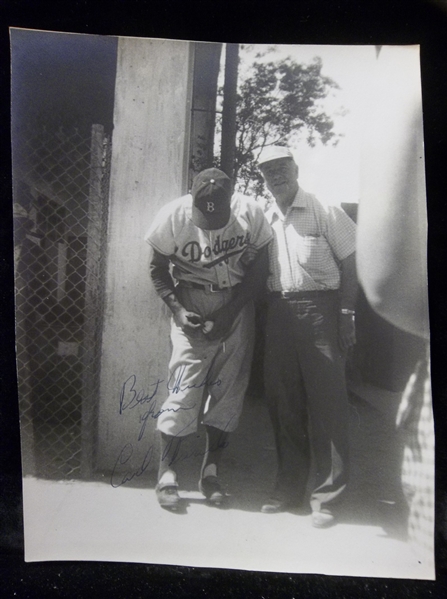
[340,308,355,316]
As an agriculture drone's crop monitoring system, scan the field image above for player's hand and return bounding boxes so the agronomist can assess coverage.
[338,313,356,351]
[173,307,203,335]
[203,304,238,341]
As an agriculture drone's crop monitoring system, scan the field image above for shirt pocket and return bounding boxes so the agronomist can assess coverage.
[298,234,334,273]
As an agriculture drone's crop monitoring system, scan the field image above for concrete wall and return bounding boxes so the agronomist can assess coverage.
[96,38,193,477]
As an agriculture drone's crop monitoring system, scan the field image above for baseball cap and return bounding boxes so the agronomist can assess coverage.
[191,168,232,230]
[257,145,294,166]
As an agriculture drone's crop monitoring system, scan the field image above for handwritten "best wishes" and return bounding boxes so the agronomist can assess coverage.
[110,369,223,488]
[119,369,222,441]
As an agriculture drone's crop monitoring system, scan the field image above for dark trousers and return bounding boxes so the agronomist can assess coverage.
[264,291,350,512]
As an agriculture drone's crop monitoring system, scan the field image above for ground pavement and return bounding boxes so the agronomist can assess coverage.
[21,384,435,580]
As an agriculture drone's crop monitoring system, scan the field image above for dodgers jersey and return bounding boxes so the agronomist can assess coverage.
[145,193,272,289]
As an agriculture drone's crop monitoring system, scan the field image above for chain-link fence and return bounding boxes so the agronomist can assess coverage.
[14,124,111,480]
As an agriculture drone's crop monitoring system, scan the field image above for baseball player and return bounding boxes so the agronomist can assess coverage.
[144,168,272,510]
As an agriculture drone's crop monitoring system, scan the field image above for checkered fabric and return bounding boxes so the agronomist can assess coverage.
[265,187,356,292]
[397,352,434,563]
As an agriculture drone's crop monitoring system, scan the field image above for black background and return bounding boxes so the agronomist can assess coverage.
[1,1,447,597]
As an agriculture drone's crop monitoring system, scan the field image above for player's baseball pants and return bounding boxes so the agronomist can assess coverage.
[156,285,255,437]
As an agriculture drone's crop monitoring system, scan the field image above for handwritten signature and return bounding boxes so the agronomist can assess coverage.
[162,418,232,467]
[110,418,233,488]
[110,442,154,488]
[111,371,227,488]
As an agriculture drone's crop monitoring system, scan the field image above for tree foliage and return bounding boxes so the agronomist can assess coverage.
[217,49,343,200]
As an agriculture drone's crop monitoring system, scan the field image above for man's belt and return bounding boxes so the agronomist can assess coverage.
[177,280,236,293]
[268,289,337,300]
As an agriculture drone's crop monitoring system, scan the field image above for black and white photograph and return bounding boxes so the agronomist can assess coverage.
[10,29,434,580]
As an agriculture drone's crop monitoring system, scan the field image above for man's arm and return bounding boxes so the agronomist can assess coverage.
[338,251,358,351]
[149,249,202,334]
[205,244,270,341]
[149,247,175,297]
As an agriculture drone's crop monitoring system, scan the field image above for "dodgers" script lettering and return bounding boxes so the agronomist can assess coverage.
[181,233,251,264]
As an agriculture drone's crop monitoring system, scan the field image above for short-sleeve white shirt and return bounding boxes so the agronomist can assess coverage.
[265,187,356,292]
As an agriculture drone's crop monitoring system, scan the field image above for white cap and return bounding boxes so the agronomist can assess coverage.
[257,145,294,166]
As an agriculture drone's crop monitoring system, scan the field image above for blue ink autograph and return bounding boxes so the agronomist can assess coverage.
[120,370,223,441]
[110,415,234,488]
[120,374,203,441]
[162,417,233,467]
[119,375,164,414]
[120,369,222,415]
[166,365,222,394]
[111,370,226,487]
[110,442,154,488]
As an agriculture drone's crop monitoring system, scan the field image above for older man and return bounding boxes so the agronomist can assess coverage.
[258,146,357,527]
[145,168,272,510]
